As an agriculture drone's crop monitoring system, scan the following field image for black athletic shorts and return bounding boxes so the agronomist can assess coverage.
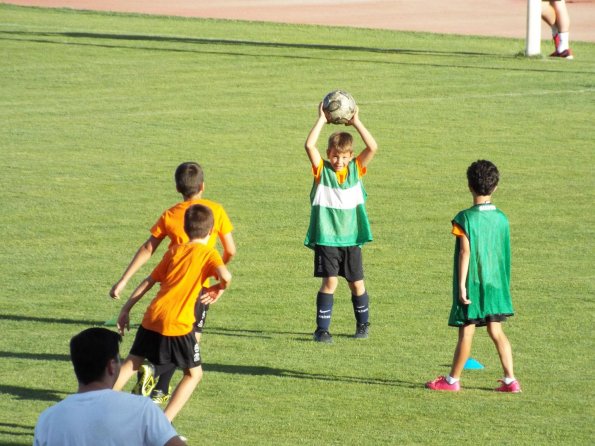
[314,245,364,282]
[194,300,209,333]
[130,326,201,369]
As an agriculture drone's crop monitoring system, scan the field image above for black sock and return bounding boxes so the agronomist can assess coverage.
[316,292,334,331]
[154,364,176,394]
[352,292,369,325]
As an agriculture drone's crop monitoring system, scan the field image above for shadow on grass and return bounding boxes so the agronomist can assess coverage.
[0,385,66,403]
[0,422,34,441]
[0,314,103,326]
[0,30,585,75]
[204,362,418,388]
[206,325,310,340]
[0,29,498,57]
[0,351,69,362]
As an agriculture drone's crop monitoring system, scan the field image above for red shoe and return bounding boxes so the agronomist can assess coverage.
[549,49,574,60]
[425,376,460,392]
[495,379,521,393]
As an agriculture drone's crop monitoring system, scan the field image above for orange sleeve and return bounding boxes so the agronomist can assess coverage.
[150,212,168,241]
[452,223,466,237]
[312,159,323,181]
[355,156,367,178]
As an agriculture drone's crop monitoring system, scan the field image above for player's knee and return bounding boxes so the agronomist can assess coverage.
[320,276,338,292]
[186,366,203,383]
[349,280,366,296]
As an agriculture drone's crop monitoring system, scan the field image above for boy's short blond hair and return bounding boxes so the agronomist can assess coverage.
[327,132,353,155]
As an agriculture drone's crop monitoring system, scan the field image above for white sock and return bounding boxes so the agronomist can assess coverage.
[503,377,516,385]
[446,375,459,385]
[558,32,570,52]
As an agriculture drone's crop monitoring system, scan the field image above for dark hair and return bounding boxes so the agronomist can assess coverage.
[184,204,214,240]
[327,132,354,154]
[70,328,121,385]
[175,162,204,197]
[467,160,500,196]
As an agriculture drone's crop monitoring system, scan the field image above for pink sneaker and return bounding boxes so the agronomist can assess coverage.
[425,376,460,392]
[495,379,521,393]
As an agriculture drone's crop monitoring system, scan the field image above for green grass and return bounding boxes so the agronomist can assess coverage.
[1,4,594,445]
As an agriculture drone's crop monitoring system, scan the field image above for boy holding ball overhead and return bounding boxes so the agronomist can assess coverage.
[304,100,378,343]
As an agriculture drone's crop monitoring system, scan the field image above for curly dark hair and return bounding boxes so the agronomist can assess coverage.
[467,160,499,196]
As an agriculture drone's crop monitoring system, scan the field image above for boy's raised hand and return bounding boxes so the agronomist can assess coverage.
[319,101,330,123]
[346,105,360,126]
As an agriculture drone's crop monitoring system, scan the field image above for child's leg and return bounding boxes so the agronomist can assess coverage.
[552,0,571,52]
[152,363,177,395]
[487,322,514,379]
[316,276,338,331]
[449,324,475,380]
[113,354,144,390]
[348,280,368,321]
[552,0,570,33]
[163,366,203,422]
[541,2,557,29]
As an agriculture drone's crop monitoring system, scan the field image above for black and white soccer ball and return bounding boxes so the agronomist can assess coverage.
[322,90,356,124]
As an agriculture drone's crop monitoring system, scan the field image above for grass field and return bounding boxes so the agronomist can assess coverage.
[1,4,594,445]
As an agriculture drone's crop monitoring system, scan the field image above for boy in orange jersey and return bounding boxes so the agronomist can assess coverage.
[114,204,232,422]
[110,162,236,402]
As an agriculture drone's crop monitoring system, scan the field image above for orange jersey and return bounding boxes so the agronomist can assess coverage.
[142,243,223,336]
[312,156,366,184]
[150,198,234,250]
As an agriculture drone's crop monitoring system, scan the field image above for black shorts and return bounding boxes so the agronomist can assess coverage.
[194,299,209,333]
[314,245,364,282]
[130,326,201,369]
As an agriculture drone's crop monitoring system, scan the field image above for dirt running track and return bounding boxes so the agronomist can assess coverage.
[2,0,595,42]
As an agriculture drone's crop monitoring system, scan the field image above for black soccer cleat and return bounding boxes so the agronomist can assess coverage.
[313,328,333,343]
[354,322,370,339]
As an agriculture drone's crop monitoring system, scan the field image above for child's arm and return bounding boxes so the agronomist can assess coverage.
[348,107,378,168]
[304,102,328,169]
[220,233,237,264]
[457,235,471,305]
[116,276,156,335]
[110,236,162,299]
[199,265,232,305]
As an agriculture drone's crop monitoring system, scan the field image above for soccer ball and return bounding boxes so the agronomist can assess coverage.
[322,90,356,124]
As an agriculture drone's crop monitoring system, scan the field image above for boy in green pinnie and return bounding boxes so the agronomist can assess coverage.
[426,160,521,393]
[304,102,378,343]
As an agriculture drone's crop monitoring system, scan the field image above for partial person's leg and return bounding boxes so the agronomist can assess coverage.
[152,363,177,398]
[316,276,337,332]
[348,279,370,338]
[449,324,475,379]
[552,0,570,33]
[487,321,521,392]
[164,366,203,422]
[113,354,144,390]
[487,322,514,379]
[552,0,571,54]
[425,325,474,391]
